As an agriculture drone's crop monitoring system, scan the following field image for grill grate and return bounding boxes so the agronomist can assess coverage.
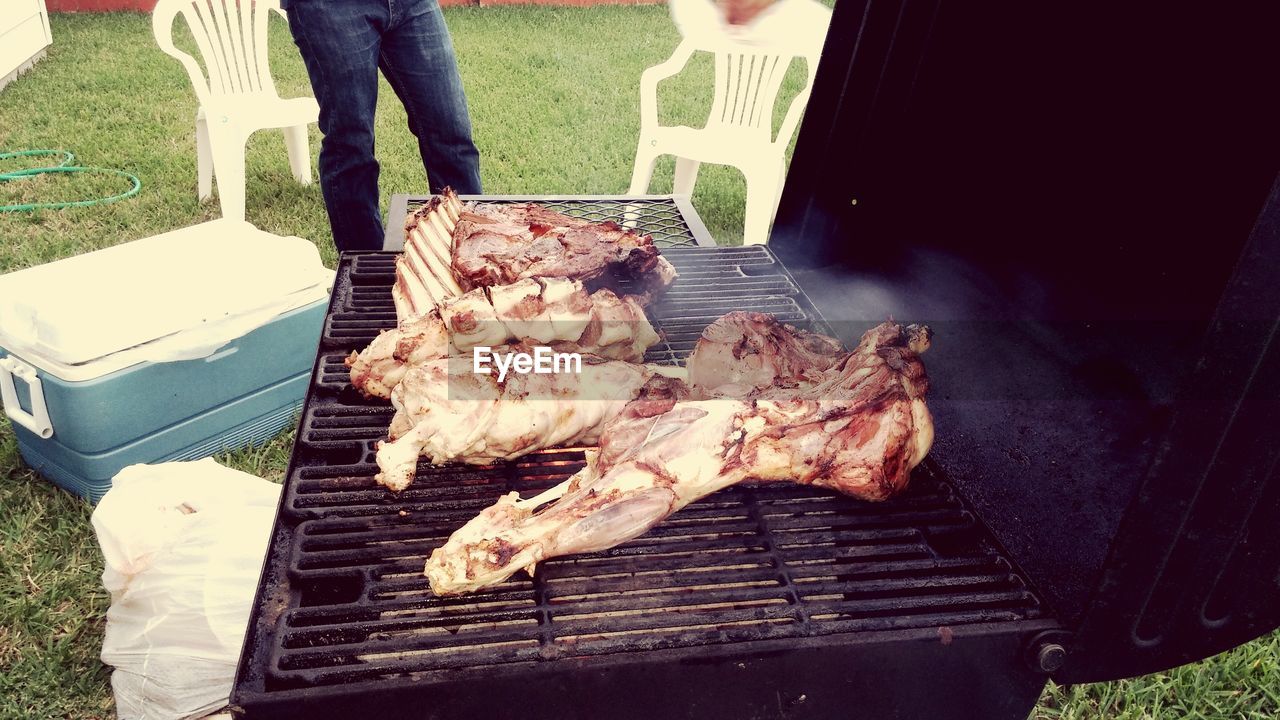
[235,217,1051,717]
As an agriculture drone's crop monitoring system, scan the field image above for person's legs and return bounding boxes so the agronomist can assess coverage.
[379,0,482,194]
[286,0,388,251]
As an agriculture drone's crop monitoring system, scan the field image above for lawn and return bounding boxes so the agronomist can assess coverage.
[0,7,799,268]
[1,9,1278,720]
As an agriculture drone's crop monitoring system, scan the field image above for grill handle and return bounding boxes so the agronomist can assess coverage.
[0,356,53,439]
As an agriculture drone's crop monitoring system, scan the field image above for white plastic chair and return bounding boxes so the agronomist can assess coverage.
[629,0,832,245]
[152,0,319,221]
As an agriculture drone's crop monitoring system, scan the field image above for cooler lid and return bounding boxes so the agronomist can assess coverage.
[0,220,332,366]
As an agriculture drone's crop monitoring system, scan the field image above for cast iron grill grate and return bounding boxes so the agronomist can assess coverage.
[235,207,1050,717]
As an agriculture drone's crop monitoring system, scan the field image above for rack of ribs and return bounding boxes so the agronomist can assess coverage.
[424,314,934,595]
[354,192,677,400]
[396,189,678,319]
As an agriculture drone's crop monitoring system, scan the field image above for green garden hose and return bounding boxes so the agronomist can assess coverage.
[0,149,141,212]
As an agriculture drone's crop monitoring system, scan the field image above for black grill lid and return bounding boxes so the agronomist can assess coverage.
[772,0,1280,682]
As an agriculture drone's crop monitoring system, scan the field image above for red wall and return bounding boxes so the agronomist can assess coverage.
[48,0,158,9]
[48,0,660,11]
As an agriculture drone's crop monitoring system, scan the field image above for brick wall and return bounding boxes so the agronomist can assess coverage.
[48,0,158,10]
[48,0,661,11]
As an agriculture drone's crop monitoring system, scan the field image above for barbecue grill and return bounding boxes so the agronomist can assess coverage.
[234,1,1280,718]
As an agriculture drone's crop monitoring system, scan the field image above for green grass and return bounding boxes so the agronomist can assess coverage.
[1038,639,1280,720]
[0,8,807,261]
[0,9,1277,719]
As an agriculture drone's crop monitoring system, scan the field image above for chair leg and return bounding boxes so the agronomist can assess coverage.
[209,120,248,222]
[284,124,312,185]
[772,159,786,216]
[628,143,660,195]
[741,162,786,246]
[672,157,701,196]
[196,115,213,201]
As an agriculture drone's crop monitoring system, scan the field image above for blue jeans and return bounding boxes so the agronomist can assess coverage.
[284,0,482,252]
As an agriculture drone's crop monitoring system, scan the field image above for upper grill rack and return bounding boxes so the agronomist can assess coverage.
[323,248,807,365]
[235,225,1050,716]
[383,193,718,250]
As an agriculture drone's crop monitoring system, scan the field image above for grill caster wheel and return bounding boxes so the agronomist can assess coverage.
[1025,630,1073,674]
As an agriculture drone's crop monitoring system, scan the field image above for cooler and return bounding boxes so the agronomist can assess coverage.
[0,220,333,501]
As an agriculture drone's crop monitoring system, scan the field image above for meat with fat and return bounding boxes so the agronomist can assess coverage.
[686,311,846,398]
[374,352,688,491]
[397,189,678,316]
[347,277,661,399]
[424,316,934,595]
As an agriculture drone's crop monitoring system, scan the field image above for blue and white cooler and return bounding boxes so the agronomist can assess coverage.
[0,220,333,501]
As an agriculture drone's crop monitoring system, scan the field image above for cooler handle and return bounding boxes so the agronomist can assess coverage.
[0,356,53,439]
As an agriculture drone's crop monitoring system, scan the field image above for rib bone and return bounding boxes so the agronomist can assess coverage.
[401,189,678,310]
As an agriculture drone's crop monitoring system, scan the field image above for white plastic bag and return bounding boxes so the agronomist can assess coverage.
[92,458,281,720]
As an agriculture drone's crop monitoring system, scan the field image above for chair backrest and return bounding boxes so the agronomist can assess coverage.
[673,0,832,142]
[706,49,798,135]
[152,0,283,105]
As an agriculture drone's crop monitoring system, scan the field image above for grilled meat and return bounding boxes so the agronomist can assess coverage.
[364,192,677,400]
[425,399,742,593]
[375,353,688,491]
[452,202,678,298]
[425,317,933,595]
[395,192,466,319]
[347,277,661,399]
[345,312,451,401]
[686,311,846,398]
[398,189,678,316]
